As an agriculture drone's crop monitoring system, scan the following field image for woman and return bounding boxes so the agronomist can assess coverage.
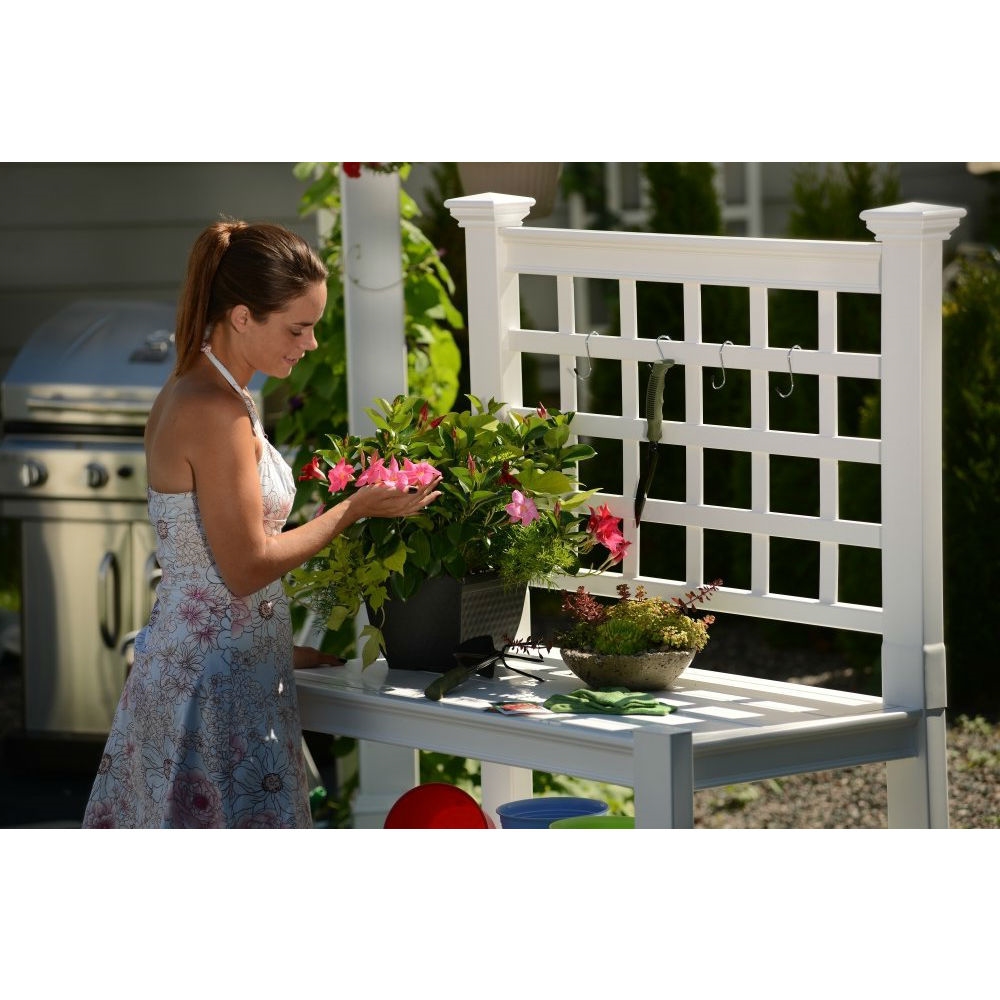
[82,220,439,828]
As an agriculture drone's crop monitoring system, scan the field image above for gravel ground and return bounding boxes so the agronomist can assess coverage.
[689,617,1000,829]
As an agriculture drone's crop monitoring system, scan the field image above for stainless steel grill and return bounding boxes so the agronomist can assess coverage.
[0,300,263,737]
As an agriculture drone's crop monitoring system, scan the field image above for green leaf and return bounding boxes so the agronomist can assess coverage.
[383,542,408,574]
[561,443,597,464]
[408,531,431,569]
[360,626,384,667]
[518,469,575,495]
[325,606,349,631]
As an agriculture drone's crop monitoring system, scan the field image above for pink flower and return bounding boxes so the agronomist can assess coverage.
[586,503,630,564]
[381,456,406,490]
[326,458,355,492]
[587,503,621,543]
[499,461,520,487]
[403,458,441,487]
[356,456,390,487]
[298,456,326,482]
[604,531,630,564]
[506,489,539,525]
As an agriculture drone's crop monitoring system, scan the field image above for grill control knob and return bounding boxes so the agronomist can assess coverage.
[19,459,47,488]
[86,462,109,489]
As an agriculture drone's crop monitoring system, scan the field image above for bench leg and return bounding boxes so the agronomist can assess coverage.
[481,762,533,827]
[633,727,694,829]
[886,709,950,828]
[352,742,419,828]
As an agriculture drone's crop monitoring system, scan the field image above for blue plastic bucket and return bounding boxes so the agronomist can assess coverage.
[495,796,608,829]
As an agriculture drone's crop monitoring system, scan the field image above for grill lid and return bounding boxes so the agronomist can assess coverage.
[2,300,177,428]
[2,299,263,430]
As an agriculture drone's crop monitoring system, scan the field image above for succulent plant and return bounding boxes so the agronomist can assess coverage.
[556,581,720,654]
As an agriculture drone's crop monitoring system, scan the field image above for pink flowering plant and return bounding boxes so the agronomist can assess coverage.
[285,393,630,664]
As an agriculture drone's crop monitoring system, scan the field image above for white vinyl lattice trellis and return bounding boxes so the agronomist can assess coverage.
[447,193,965,827]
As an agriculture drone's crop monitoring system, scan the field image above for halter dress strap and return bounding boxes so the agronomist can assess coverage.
[201,343,264,439]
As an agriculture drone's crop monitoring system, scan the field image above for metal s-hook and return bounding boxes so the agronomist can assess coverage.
[574,330,596,380]
[656,334,673,362]
[776,344,801,399]
[712,340,733,390]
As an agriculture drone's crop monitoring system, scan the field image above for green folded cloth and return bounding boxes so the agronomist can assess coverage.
[543,686,674,716]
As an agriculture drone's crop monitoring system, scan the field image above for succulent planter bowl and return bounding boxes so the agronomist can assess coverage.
[559,647,696,691]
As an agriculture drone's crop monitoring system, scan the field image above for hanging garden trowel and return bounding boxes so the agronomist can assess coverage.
[634,358,674,527]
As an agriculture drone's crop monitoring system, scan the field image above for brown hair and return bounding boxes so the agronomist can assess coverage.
[173,219,328,375]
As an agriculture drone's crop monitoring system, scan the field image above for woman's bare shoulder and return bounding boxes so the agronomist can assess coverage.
[146,372,254,490]
[152,370,248,430]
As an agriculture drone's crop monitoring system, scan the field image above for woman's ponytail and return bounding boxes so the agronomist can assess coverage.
[173,220,247,375]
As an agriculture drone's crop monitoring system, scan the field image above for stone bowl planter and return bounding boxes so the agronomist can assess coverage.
[559,647,696,691]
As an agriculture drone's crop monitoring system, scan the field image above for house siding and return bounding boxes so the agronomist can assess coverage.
[0,162,315,381]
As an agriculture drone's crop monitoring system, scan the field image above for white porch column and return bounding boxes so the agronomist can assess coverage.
[341,166,418,827]
[861,202,965,829]
[341,168,409,432]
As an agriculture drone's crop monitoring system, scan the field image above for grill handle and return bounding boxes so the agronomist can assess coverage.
[98,551,121,649]
[27,396,152,416]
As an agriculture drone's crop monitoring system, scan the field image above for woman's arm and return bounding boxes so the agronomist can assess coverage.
[185,393,439,597]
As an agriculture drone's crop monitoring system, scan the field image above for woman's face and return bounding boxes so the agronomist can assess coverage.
[246,280,327,378]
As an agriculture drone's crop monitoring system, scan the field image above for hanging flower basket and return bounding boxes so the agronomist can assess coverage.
[457,163,562,218]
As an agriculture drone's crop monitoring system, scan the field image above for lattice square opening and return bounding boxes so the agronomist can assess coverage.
[577,277,619,332]
[839,462,881,524]
[521,353,561,409]
[701,285,750,345]
[770,455,820,516]
[702,363,751,427]
[518,273,558,331]
[642,442,685,504]
[767,288,820,351]
[635,279,683,340]
[578,435,624,496]
[838,378,880,438]
[838,544,882,608]
[769,537,820,600]
[705,528,750,591]
[577,359,623,416]
[836,291,881,354]
[704,448,751,510]
[637,522,686,582]
[768,372,819,433]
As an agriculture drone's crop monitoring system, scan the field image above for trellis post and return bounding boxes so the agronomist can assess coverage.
[861,202,965,828]
[445,193,534,406]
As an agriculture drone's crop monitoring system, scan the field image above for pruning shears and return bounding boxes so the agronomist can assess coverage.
[634,358,675,527]
[424,635,547,701]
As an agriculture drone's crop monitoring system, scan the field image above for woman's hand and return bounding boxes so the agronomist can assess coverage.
[293,645,346,669]
[345,480,441,521]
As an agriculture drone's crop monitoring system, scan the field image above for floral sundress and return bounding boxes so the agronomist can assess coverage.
[82,348,311,828]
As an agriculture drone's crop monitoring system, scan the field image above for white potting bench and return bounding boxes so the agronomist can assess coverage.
[295,193,963,828]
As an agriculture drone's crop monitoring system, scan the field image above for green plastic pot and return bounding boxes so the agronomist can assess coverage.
[549,814,635,829]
